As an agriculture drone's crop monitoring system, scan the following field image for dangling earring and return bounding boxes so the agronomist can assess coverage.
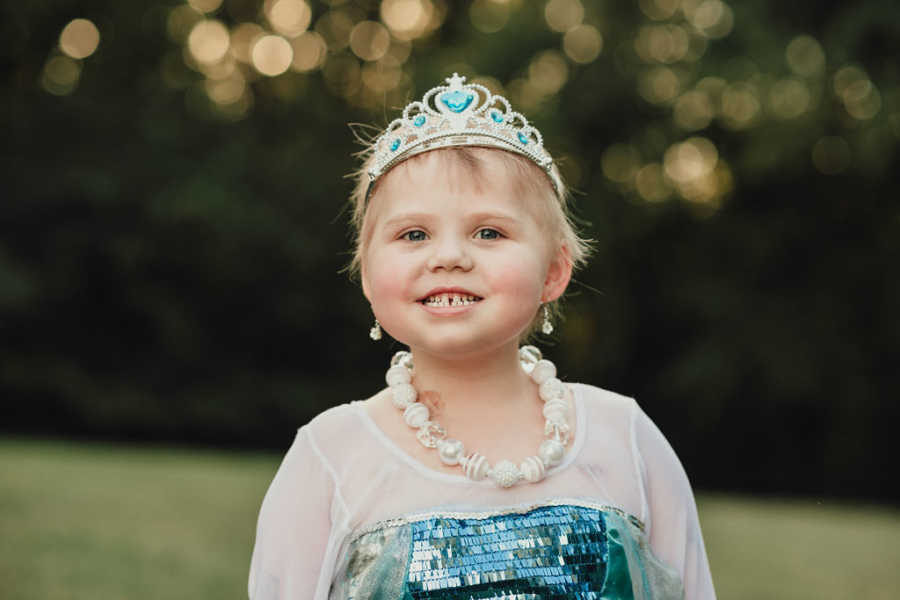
[369,318,382,341]
[541,305,554,335]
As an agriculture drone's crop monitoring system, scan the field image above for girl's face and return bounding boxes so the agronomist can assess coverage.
[360,150,571,360]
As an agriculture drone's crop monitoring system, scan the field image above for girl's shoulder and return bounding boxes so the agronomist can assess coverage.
[568,381,639,423]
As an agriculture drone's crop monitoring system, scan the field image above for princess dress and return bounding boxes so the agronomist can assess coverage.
[248,384,716,599]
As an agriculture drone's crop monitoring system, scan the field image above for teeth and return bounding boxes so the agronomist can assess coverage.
[423,293,480,307]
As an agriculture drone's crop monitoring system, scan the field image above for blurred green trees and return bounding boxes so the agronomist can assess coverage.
[2,0,898,500]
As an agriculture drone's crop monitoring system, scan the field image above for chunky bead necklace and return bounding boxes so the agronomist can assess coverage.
[385,346,571,488]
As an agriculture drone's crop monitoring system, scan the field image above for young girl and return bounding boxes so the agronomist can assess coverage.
[248,74,716,599]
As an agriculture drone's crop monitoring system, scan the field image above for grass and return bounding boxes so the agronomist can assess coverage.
[1,437,898,599]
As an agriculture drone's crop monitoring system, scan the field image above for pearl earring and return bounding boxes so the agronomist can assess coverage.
[542,305,554,335]
[369,318,382,341]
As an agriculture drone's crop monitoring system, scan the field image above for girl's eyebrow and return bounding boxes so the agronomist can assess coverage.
[382,211,520,228]
[382,212,434,228]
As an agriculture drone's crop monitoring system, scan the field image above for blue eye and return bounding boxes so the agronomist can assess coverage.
[476,228,501,240]
[402,230,427,242]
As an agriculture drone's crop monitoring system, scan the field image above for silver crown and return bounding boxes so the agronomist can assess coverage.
[367,73,561,199]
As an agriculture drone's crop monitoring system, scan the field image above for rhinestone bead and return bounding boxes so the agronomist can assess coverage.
[390,138,401,151]
[391,383,417,409]
[539,377,565,402]
[542,398,569,423]
[539,439,565,467]
[490,460,522,488]
[385,365,412,386]
[390,351,414,369]
[403,402,429,428]
[530,359,557,384]
[413,114,426,127]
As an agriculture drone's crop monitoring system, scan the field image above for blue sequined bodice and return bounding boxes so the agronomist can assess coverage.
[330,502,683,599]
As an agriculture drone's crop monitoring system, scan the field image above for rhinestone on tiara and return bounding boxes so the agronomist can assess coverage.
[367,73,562,200]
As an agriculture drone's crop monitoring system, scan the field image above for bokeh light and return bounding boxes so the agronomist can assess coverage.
[41,55,81,95]
[635,162,671,202]
[230,23,265,64]
[361,63,404,93]
[834,67,881,120]
[812,136,851,174]
[639,0,680,21]
[205,72,246,104]
[562,25,602,64]
[188,0,223,13]
[768,79,811,119]
[689,0,734,39]
[719,82,760,129]
[601,143,641,183]
[635,25,690,64]
[381,0,434,41]
[638,66,681,104]
[167,5,203,42]
[251,35,293,76]
[265,0,312,38]
[470,0,510,34]
[786,35,825,78]
[290,31,327,72]
[59,19,100,60]
[188,20,230,64]
[673,90,714,130]
[664,137,718,183]
[528,50,568,95]
[544,0,584,33]
[350,21,391,62]
[315,11,355,52]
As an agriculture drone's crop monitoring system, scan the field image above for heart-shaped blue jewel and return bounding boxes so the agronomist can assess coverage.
[517,131,530,145]
[413,115,426,127]
[390,138,401,151]
[491,110,504,123]
[440,90,475,113]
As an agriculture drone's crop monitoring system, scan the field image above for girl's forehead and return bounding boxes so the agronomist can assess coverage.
[370,149,551,214]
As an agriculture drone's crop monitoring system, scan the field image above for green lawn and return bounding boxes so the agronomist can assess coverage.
[1,437,898,599]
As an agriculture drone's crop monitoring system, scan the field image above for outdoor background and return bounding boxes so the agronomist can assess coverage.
[2,0,898,598]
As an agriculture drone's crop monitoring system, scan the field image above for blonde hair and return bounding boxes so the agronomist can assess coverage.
[346,145,592,337]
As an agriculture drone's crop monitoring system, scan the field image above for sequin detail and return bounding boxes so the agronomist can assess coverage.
[331,502,682,599]
[406,505,609,597]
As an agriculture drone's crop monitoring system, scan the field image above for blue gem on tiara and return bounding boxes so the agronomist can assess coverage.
[440,89,475,113]
[366,72,562,200]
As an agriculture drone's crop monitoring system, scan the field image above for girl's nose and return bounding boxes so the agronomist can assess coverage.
[426,236,474,272]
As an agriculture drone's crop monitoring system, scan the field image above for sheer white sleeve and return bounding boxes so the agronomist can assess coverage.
[248,427,346,600]
[632,402,717,600]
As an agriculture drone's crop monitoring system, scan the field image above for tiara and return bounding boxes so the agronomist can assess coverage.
[366,73,562,199]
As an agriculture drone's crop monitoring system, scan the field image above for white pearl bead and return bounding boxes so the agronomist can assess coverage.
[539,439,565,467]
[530,359,557,384]
[403,403,429,428]
[538,377,565,402]
[391,383,417,409]
[520,455,546,483]
[542,398,569,422]
[463,453,490,480]
[437,438,465,465]
[385,365,411,387]
[490,460,522,488]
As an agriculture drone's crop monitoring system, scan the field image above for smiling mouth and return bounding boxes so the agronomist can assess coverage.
[419,293,483,307]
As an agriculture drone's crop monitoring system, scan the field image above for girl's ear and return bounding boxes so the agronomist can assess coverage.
[542,244,573,302]
[361,261,372,301]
